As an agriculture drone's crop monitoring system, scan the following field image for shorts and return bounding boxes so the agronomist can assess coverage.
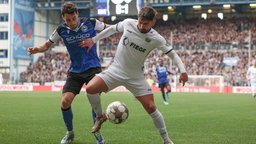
[62,67,102,95]
[97,69,153,97]
[159,82,170,90]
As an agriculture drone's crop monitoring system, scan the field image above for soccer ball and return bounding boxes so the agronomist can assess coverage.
[106,101,129,124]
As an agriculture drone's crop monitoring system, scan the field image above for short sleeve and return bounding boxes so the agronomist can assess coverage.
[49,26,61,43]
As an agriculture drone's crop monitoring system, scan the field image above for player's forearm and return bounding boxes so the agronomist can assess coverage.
[36,41,52,52]
[167,50,186,73]
[36,45,48,52]
[92,25,117,43]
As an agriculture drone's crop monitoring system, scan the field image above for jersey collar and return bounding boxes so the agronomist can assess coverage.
[137,25,151,34]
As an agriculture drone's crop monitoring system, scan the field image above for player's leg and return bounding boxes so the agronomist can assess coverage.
[92,110,105,144]
[127,78,173,144]
[86,70,120,133]
[251,82,256,98]
[85,68,105,143]
[60,73,83,144]
[60,92,76,144]
[160,84,168,105]
[252,84,256,98]
[137,94,173,144]
[86,75,109,133]
[165,82,171,98]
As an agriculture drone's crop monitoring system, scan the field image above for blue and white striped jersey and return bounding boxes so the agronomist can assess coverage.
[49,18,105,73]
[156,66,169,84]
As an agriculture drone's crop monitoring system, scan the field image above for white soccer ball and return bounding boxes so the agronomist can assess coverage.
[106,101,129,124]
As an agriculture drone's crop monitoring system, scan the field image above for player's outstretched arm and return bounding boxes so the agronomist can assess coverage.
[27,40,53,56]
[167,50,188,86]
[79,38,94,53]
[80,25,118,52]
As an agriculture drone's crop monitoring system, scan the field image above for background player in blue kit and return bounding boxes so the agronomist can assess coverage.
[28,2,108,144]
[156,59,172,105]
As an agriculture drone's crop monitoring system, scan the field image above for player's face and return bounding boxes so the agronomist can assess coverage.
[62,12,79,30]
[137,18,152,33]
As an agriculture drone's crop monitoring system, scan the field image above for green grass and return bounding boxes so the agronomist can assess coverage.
[0,91,256,144]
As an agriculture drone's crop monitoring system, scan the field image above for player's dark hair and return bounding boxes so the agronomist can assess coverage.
[61,2,78,16]
[138,6,157,21]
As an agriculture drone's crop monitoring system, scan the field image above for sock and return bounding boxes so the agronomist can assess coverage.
[161,90,167,101]
[94,131,104,142]
[92,109,97,123]
[150,109,170,142]
[87,93,103,117]
[92,109,104,142]
[61,107,73,131]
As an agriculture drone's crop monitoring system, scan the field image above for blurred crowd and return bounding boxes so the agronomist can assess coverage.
[20,17,256,86]
[145,49,256,87]
[20,51,70,85]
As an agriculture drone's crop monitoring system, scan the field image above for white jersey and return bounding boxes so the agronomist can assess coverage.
[247,66,256,84]
[109,19,172,78]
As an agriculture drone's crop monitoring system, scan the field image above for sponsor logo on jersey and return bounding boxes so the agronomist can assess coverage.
[122,36,146,53]
[130,42,146,52]
[123,36,129,45]
[158,66,167,73]
[81,25,88,32]
[66,33,90,43]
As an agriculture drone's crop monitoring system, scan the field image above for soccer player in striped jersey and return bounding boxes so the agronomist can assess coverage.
[82,6,188,144]
[156,60,172,105]
[28,2,108,144]
[247,59,256,98]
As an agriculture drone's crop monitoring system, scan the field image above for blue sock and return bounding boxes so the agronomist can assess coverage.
[92,109,104,143]
[92,109,97,123]
[62,107,73,131]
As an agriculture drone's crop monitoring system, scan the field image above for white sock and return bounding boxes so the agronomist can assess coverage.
[86,93,103,117]
[150,109,170,142]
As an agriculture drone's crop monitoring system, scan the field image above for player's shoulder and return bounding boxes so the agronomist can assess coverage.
[150,27,161,35]
[149,28,165,41]
[122,18,137,24]
[79,17,99,23]
[55,23,66,33]
[80,17,95,24]
[80,17,100,27]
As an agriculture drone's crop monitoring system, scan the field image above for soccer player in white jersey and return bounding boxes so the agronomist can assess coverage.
[81,6,188,144]
[247,59,256,97]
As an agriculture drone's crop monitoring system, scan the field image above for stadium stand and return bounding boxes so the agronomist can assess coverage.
[20,16,256,86]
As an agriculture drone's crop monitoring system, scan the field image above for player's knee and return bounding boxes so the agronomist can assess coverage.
[61,99,71,109]
[86,83,106,94]
[146,104,157,114]
[86,85,95,94]
[61,96,72,109]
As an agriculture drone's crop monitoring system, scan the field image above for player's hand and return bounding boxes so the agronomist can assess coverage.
[179,73,188,86]
[27,47,38,56]
[79,38,94,53]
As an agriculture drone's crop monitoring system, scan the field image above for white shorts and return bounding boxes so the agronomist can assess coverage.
[97,69,153,97]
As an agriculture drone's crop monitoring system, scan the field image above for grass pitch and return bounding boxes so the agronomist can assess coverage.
[0,91,256,144]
